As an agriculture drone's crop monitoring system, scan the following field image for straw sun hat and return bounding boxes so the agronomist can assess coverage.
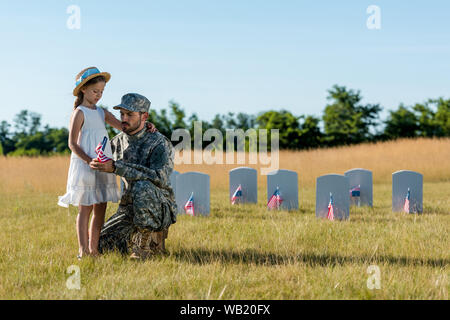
[73,67,111,96]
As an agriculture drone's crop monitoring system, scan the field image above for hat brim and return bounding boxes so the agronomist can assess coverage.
[113,104,135,112]
[73,72,111,96]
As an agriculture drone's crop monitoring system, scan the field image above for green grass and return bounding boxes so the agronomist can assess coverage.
[0,183,448,299]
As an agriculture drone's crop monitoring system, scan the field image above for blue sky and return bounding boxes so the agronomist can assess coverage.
[0,0,449,129]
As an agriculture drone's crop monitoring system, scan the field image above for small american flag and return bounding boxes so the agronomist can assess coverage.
[403,188,410,213]
[350,185,361,197]
[267,187,283,210]
[231,184,242,205]
[95,136,111,163]
[327,193,334,221]
[184,192,194,216]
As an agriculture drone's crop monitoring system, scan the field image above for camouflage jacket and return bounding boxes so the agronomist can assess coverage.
[111,127,177,230]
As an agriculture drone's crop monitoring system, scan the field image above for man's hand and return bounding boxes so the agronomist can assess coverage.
[89,159,115,173]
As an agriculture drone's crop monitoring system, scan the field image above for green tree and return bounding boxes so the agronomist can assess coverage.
[256,110,302,149]
[209,114,225,131]
[0,120,15,155]
[12,111,48,154]
[298,115,323,149]
[187,113,206,149]
[322,85,382,146]
[13,110,41,136]
[7,110,70,156]
[223,112,238,129]
[432,98,450,136]
[8,148,41,157]
[45,126,70,153]
[147,100,190,140]
[236,113,256,131]
[148,109,172,139]
[169,100,187,130]
[384,105,419,139]
[412,102,439,137]
[14,131,49,153]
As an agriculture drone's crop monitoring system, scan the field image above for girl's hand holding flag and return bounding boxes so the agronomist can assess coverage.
[95,136,111,163]
[90,136,115,173]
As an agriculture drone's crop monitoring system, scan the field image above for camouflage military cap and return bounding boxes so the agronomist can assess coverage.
[113,93,151,113]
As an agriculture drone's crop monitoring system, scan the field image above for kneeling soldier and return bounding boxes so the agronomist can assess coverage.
[90,93,177,259]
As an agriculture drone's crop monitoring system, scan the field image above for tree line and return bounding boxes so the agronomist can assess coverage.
[1,85,449,156]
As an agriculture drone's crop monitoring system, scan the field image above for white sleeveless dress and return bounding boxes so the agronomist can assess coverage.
[58,106,120,207]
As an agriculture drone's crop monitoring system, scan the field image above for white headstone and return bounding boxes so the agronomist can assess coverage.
[267,169,298,210]
[316,174,350,220]
[392,170,423,213]
[344,168,373,207]
[229,167,257,204]
[170,170,180,196]
[175,172,210,216]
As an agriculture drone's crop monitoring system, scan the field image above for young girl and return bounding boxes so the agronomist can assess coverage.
[58,67,155,259]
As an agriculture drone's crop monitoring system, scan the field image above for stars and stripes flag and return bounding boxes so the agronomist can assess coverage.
[403,188,410,213]
[95,136,111,163]
[231,184,243,205]
[350,185,361,197]
[184,192,194,216]
[267,187,283,210]
[327,193,335,221]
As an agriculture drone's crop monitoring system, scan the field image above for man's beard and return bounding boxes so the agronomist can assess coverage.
[122,118,142,134]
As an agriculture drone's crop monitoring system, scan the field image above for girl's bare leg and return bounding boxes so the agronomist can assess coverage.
[89,202,107,255]
[77,205,93,257]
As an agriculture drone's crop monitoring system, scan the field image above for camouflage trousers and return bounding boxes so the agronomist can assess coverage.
[98,205,169,256]
[98,207,133,255]
[98,180,176,256]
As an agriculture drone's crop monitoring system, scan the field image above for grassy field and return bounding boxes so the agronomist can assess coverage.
[0,138,448,299]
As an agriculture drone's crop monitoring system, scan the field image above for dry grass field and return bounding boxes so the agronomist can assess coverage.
[0,138,449,299]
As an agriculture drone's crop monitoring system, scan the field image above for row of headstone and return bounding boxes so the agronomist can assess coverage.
[170,168,299,216]
[315,170,423,220]
[169,168,423,219]
[315,168,373,220]
[229,167,299,211]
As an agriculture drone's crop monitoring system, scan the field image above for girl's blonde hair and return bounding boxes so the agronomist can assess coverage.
[74,67,107,109]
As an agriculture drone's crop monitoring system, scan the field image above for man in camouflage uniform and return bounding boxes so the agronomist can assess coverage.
[90,93,177,259]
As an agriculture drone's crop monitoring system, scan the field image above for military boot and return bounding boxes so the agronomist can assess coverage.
[129,228,153,260]
[149,229,169,256]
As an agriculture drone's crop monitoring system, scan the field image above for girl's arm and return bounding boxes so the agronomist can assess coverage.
[68,109,93,164]
[104,108,122,131]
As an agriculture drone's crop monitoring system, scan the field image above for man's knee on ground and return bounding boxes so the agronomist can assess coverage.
[132,180,173,231]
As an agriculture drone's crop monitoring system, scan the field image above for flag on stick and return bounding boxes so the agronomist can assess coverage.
[267,187,283,210]
[184,192,194,216]
[350,184,361,206]
[231,184,243,205]
[403,188,410,213]
[327,192,335,221]
[350,185,361,197]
